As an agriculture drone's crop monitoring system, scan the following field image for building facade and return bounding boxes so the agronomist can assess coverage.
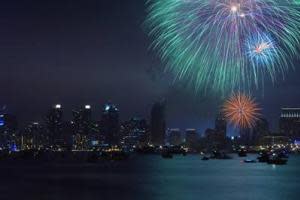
[0,113,18,149]
[185,129,198,151]
[101,103,120,146]
[167,128,183,146]
[45,104,64,148]
[215,113,227,138]
[150,101,166,146]
[279,108,300,140]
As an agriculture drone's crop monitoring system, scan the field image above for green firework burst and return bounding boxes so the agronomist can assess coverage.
[145,0,300,94]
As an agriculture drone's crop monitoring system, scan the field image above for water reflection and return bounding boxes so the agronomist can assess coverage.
[1,154,300,200]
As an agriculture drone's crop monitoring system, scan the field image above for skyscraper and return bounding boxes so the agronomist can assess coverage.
[23,122,45,149]
[101,103,120,146]
[150,101,166,146]
[72,105,92,135]
[215,113,227,137]
[120,118,148,148]
[0,113,18,149]
[279,108,300,140]
[45,104,63,147]
[72,105,93,149]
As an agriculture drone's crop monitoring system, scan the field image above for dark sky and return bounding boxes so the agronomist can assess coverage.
[1,0,300,134]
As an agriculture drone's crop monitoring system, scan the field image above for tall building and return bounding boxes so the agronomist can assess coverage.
[45,104,63,147]
[22,122,46,149]
[150,101,166,146]
[101,103,120,146]
[71,105,93,149]
[72,105,93,134]
[215,113,227,137]
[120,118,148,148]
[279,108,300,140]
[0,113,18,149]
[201,113,228,149]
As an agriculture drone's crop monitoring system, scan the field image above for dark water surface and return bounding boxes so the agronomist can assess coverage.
[1,154,300,200]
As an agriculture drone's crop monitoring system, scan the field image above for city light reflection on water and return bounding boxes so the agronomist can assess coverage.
[0,154,300,200]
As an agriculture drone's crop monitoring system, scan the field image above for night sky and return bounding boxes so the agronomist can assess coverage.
[1,0,300,134]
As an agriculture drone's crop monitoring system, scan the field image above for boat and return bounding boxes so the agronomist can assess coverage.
[267,153,288,165]
[238,148,247,157]
[210,150,232,159]
[257,152,270,163]
[278,150,289,159]
[243,159,256,163]
[136,145,156,154]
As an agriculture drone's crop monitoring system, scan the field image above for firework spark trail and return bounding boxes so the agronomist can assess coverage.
[145,0,300,93]
[222,93,261,128]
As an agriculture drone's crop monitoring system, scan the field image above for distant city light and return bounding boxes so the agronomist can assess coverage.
[85,105,91,109]
[10,143,18,152]
[186,128,196,131]
[105,105,110,111]
[55,104,62,109]
[294,140,300,145]
[91,140,99,146]
[0,115,4,126]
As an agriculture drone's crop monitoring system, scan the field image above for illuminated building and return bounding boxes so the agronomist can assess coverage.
[71,105,93,149]
[22,122,47,149]
[0,113,18,149]
[260,135,289,146]
[120,118,148,148]
[150,101,166,146]
[101,103,120,146]
[279,108,300,140]
[71,105,102,149]
[45,104,63,148]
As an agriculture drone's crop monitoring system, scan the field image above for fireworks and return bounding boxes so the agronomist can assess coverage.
[145,0,300,93]
[245,32,280,82]
[222,93,261,128]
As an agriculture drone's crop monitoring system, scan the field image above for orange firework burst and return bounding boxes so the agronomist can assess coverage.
[222,93,261,128]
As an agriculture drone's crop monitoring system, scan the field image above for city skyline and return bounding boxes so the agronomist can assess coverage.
[1,0,300,132]
[2,101,298,137]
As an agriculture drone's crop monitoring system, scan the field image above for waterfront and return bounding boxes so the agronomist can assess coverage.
[1,154,300,200]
